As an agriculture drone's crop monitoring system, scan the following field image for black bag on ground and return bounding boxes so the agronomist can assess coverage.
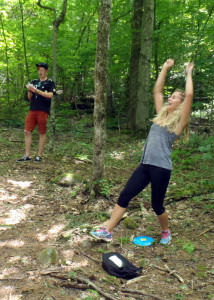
[102,252,143,279]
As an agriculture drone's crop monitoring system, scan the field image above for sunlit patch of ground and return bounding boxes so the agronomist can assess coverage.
[7,180,32,189]
[0,204,34,225]
[0,239,25,248]
[0,188,17,201]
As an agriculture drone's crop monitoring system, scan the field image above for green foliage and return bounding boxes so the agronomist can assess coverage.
[69,271,76,278]
[65,211,109,229]
[174,294,184,300]
[182,242,195,254]
[0,0,214,122]
[118,236,130,244]
[123,217,138,229]
[95,178,113,199]
[196,264,207,278]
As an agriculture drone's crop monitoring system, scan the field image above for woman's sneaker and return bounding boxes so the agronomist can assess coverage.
[90,227,113,242]
[160,230,171,245]
[17,156,31,162]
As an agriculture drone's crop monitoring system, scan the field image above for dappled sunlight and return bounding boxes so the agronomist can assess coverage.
[0,239,24,248]
[48,224,64,236]
[0,288,22,300]
[8,256,21,264]
[0,286,12,299]
[0,188,17,201]
[65,258,88,269]
[36,232,47,242]
[36,224,64,242]
[7,179,32,189]
[61,249,75,261]
[0,267,20,279]
[60,249,89,269]
[110,150,125,160]
[68,234,89,247]
[0,204,34,225]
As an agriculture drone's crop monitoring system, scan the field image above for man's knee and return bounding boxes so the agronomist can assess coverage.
[24,130,32,137]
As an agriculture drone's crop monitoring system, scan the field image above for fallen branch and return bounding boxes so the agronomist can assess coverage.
[121,288,168,300]
[198,225,214,237]
[153,264,184,283]
[125,275,146,286]
[46,273,119,300]
[57,281,88,289]
[78,250,100,264]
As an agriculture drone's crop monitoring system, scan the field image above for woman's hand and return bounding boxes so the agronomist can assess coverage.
[163,59,174,70]
[186,62,194,75]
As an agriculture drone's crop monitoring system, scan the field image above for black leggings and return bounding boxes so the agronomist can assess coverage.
[117,164,171,215]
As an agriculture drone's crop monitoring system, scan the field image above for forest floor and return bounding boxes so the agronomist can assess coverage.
[0,116,213,300]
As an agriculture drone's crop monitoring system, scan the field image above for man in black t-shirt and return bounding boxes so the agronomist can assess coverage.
[17,63,56,163]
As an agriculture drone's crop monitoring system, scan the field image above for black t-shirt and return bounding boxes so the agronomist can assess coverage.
[29,79,56,114]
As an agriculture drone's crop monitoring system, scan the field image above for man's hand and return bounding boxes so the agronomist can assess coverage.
[56,90,63,95]
[163,59,174,70]
[26,83,37,93]
[185,62,194,75]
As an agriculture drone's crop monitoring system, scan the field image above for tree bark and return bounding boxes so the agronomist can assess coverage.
[127,0,143,129]
[135,0,154,134]
[19,0,30,82]
[0,14,10,112]
[91,0,112,196]
[37,0,67,151]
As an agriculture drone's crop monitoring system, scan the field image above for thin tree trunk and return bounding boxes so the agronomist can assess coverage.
[135,0,154,134]
[107,82,114,116]
[0,14,10,113]
[127,0,143,129]
[19,0,30,82]
[37,0,67,151]
[91,0,112,196]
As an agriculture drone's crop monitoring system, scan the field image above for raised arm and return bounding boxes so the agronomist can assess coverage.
[175,63,194,136]
[154,59,174,114]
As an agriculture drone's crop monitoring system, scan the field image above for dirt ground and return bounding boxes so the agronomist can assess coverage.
[0,127,213,300]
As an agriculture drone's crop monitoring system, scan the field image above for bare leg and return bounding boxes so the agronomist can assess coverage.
[25,130,32,157]
[106,204,127,232]
[157,211,169,231]
[38,133,46,157]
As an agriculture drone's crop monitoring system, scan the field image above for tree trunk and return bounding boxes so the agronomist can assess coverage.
[127,0,143,129]
[0,14,10,113]
[48,24,58,151]
[107,82,114,116]
[19,0,30,82]
[135,0,154,134]
[91,0,112,196]
[37,0,67,152]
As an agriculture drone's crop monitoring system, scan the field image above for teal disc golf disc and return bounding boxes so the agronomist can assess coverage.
[133,236,154,246]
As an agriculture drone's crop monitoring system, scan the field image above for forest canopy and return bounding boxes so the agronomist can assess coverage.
[0,0,213,122]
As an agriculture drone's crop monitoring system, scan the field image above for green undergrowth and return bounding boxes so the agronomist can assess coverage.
[52,113,214,211]
[65,211,110,229]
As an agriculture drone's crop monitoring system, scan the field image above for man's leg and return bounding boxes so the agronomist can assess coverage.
[38,133,46,157]
[25,130,32,157]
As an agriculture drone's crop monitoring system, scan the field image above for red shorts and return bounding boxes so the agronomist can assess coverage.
[25,111,49,134]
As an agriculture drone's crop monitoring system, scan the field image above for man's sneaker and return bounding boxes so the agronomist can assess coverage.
[34,156,42,163]
[17,156,31,162]
[160,230,171,245]
[90,227,113,242]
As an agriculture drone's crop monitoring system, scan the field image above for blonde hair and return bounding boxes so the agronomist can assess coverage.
[153,89,189,141]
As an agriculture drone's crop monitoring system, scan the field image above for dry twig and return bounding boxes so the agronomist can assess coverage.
[126,275,146,286]
[121,288,168,300]
[153,264,184,283]
[46,273,119,300]
[198,225,214,237]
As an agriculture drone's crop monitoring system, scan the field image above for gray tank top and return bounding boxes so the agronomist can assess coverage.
[141,123,178,170]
